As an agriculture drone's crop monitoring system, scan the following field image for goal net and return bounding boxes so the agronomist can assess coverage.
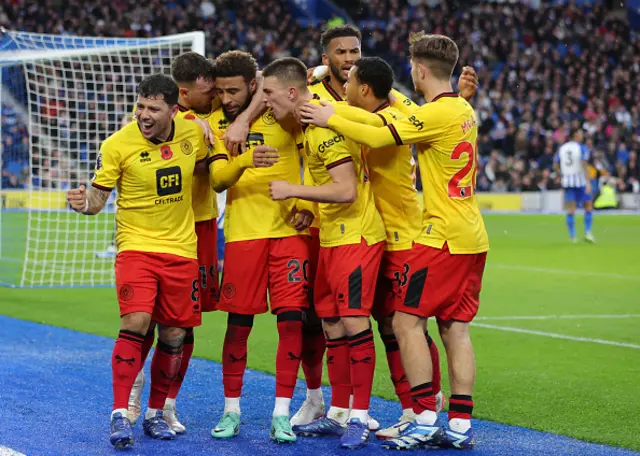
[0,29,205,287]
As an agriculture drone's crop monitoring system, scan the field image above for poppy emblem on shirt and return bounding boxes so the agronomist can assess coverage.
[184,113,196,120]
[161,146,173,160]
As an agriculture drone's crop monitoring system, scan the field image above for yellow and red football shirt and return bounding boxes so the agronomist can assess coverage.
[176,103,218,222]
[208,108,305,242]
[326,93,489,254]
[303,124,385,248]
[92,116,210,259]
[308,76,418,109]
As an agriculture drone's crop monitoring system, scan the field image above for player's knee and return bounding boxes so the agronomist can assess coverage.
[438,319,470,347]
[321,317,345,339]
[228,313,255,327]
[392,311,422,338]
[156,339,182,355]
[276,309,303,322]
[342,316,370,337]
[157,325,186,348]
[120,312,152,335]
[376,315,394,337]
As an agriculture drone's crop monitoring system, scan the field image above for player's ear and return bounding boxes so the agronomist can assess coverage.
[178,86,189,99]
[321,52,329,67]
[249,78,257,93]
[169,104,179,119]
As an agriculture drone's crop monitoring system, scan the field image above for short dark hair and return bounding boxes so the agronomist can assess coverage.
[409,32,459,80]
[353,57,394,99]
[214,50,258,83]
[262,57,308,89]
[320,25,361,50]
[137,74,179,106]
[170,52,215,85]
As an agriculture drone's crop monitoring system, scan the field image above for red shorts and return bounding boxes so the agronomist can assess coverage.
[115,251,201,328]
[195,219,219,312]
[395,243,487,322]
[217,235,311,315]
[372,249,413,321]
[314,239,384,319]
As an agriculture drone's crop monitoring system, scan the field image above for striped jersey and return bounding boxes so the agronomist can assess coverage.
[556,141,589,188]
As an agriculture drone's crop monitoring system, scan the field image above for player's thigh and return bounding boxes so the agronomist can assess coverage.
[313,247,336,319]
[372,250,409,322]
[268,235,311,312]
[444,252,488,323]
[395,243,469,319]
[331,240,384,318]
[564,188,578,211]
[115,251,159,318]
[218,239,269,315]
[155,253,201,328]
[581,188,594,210]
[195,218,219,312]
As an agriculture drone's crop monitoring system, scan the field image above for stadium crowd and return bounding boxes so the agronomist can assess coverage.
[1,0,639,193]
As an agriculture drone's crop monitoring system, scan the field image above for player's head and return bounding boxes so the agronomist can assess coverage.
[262,57,309,121]
[345,57,394,108]
[321,25,362,84]
[408,32,459,94]
[171,52,216,114]
[571,128,584,143]
[214,51,258,121]
[135,74,179,141]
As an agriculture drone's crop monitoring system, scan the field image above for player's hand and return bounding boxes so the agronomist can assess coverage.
[299,101,335,128]
[307,65,328,83]
[223,120,250,156]
[252,145,279,167]
[269,180,292,201]
[192,118,216,146]
[458,66,479,101]
[289,208,315,231]
[195,159,209,175]
[67,184,87,213]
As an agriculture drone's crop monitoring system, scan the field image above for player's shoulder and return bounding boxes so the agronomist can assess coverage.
[103,122,141,152]
[309,78,323,87]
[380,105,405,122]
[390,89,417,107]
[175,115,202,136]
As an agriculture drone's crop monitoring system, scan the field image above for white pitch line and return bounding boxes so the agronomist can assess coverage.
[0,446,27,456]
[472,323,640,349]
[490,264,640,281]
[475,314,640,321]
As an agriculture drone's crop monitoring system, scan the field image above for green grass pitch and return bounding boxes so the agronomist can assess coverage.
[1,213,639,450]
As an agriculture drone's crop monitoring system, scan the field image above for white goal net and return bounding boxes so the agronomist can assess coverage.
[0,29,205,287]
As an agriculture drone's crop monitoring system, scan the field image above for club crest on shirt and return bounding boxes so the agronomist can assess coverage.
[262,110,277,125]
[180,139,194,156]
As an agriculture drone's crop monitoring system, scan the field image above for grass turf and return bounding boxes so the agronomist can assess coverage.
[1,213,639,450]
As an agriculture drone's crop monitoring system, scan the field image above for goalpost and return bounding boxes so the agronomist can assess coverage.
[0,29,205,288]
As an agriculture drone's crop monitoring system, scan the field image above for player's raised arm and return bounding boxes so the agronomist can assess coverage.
[208,135,279,192]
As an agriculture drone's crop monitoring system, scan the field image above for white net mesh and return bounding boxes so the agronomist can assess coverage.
[0,30,205,287]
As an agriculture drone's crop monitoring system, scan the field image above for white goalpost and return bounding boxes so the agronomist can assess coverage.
[0,29,205,288]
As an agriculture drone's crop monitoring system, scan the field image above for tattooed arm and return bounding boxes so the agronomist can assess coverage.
[67,184,111,215]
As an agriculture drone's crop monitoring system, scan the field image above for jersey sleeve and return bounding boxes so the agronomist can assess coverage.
[391,89,419,116]
[208,135,253,192]
[384,105,445,146]
[310,126,353,170]
[91,140,121,191]
[333,103,386,127]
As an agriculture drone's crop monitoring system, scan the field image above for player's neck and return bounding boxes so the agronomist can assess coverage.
[422,81,454,103]
[293,91,313,126]
[327,76,346,99]
[362,97,390,114]
[154,121,174,143]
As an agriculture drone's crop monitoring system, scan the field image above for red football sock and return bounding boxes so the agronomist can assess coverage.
[348,328,376,411]
[168,328,194,400]
[381,333,412,410]
[449,395,474,421]
[222,314,253,398]
[112,330,145,410]
[301,322,325,390]
[411,382,436,415]
[326,336,351,409]
[275,310,304,398]
[140,327,155,366]
[426,331,441,395]
[148,340,182,410]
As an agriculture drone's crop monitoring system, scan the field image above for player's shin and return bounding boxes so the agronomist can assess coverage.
[222,313,254,413]
[381,332,413,411]
[167,327,194,401]
[344,318,376,423]
[323,318,351,423]
[112,329,145,413]
[393,312,437,426]
[301,310,326,394]
[148,339,183,413]
[426,330,442,401]
[274,309,304,417]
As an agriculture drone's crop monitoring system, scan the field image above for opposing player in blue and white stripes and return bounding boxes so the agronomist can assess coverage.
[555,129,595,243]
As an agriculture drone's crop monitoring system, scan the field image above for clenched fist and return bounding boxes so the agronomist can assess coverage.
[67,184,87,213]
